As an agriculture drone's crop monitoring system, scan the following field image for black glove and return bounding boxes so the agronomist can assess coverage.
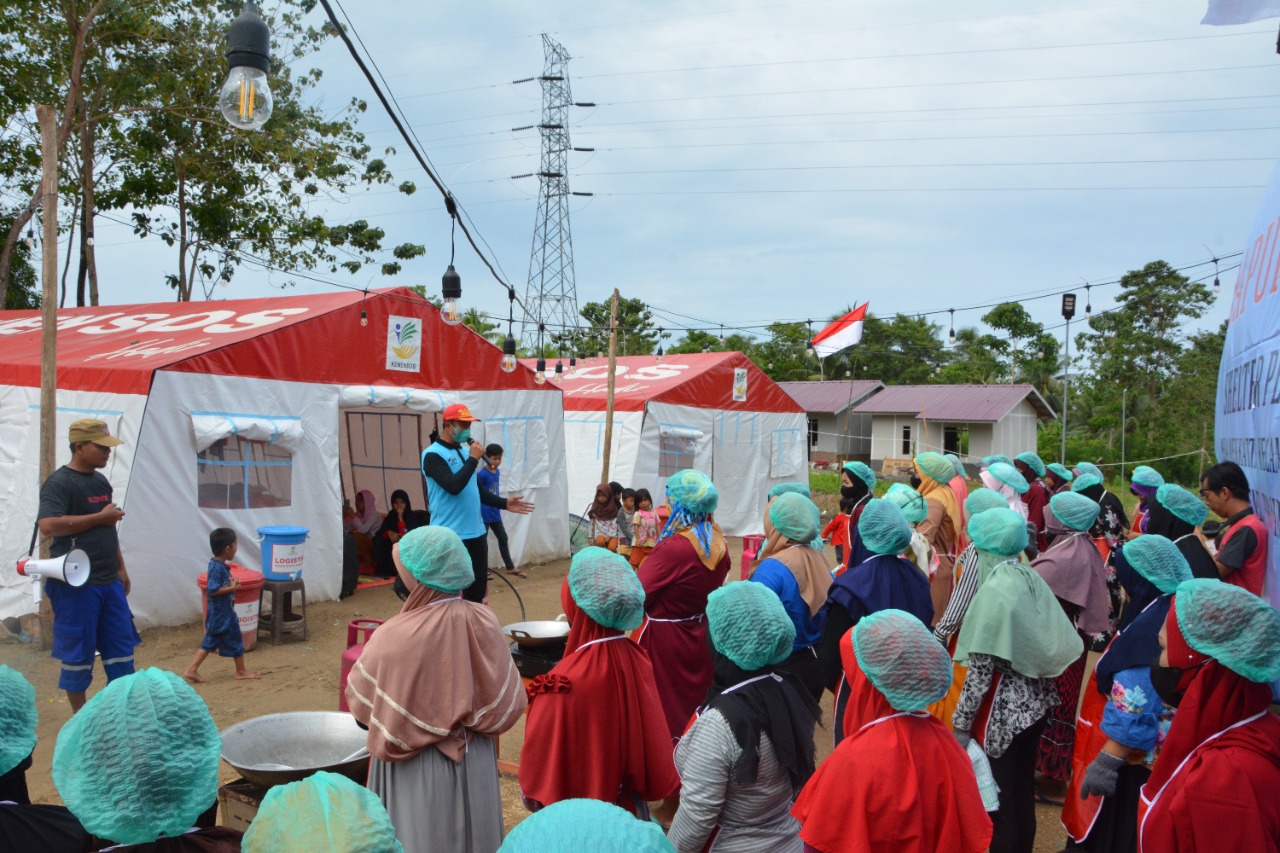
[954,728,972,751]
[1080,752,1125,799]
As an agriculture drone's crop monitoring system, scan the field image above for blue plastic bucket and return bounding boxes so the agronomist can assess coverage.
[257,525,309,581]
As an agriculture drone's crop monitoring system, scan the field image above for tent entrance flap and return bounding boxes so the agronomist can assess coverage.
[338,385,447,412]
[343,410,430,513]
[658,424,705,477]
[190,411,303,453]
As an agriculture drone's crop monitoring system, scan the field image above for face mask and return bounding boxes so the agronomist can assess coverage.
[840,484,860,500]
[909,473,922,489]
[454,427,471,445]
[1150,661,1204,708]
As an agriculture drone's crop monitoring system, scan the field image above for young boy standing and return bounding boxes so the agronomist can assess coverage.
[184,528,259,683]
[478,444,526,577]
[822,497,854,567]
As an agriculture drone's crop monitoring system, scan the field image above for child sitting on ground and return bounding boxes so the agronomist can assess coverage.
[822,497,854,567]
[629,489,661,570]
[184,528,260,683]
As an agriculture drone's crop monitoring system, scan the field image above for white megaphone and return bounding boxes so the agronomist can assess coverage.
[16,549,90,604]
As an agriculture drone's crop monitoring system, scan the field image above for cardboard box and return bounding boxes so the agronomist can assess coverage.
[218,779,269,832]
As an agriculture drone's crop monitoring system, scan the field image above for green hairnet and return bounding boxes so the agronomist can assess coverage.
[945,453,967,480]
[0,666,36,776]
[1174,579,1280,683]
[768,492,821,544]
[243,771,402,853]
[499,798,675,853]
[842,461,876,491]
[986,461,1029,494]
[1071,474,1102,493]
[707,582,795,671]
[852,609,952,712]
[1122,535,1191,594]
[396,526,474,592]
[964,488,1009,519]
[857,499,913,555]
[52,669,221,846]
[1047,463,1074,483]
[667,469,718,514]
[982,454,1013,468]
[967,508,1029,557]
[1157,483,1208,527]
[768,482,811,499]
[1074,462,1103,481]
[1048,492,1100,531]
[915,451,956,485]
[1016,452,1047,478]
[1131,465,1165,488]
[568,547,645,631]
[885,483,927,524]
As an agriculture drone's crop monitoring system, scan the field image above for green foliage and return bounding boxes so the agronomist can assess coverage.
[4,239,38,310]
[565,297,658,356]
[461,307,503,344]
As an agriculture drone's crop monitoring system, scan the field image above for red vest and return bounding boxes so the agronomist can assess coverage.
[1220,513,1268,597]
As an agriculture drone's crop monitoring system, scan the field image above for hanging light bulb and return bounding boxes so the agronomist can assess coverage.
[948,308,955,346]
[500,333,517,373]
[1212,254,1221,295]
[719,324,725,345]
[360,309,368,327]
[552,360,564,384]
[535,357,547,385]
[1084,284,1092,320]
[440,264,462,325]
[85,231,94,247]
[656,345,664,364]
[24,228,35,249]
[219,2,273,131]
[806,321,815,357]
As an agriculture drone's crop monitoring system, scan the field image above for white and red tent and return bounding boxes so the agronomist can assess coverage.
[0,288,568,628]
[540,352,807,535]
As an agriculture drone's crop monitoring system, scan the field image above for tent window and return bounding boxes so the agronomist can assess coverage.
[197,436,292,509]
[345,412,426,511]
[659,432,697,477]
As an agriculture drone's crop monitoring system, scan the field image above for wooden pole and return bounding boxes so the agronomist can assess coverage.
[36,104,58,649]
[600,289,620,484]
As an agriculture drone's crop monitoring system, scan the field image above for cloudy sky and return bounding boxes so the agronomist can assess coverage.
[85,0,1278,346]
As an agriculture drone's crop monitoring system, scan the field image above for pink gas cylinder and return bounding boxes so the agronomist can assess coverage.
[740,534,765,579]
[338,618,384,712]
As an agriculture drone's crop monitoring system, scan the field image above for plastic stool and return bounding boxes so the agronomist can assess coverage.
[257,579,307,644]
[740,534,765,579]
[338,619,383,711]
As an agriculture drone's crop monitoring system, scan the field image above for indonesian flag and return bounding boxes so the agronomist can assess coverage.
[811,303,868,359]
[1202,0,1280,24]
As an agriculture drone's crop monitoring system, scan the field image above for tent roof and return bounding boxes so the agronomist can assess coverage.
[530,352,803,413]
[777,380,884,414]
[0,287,546,395]
[850,383,1056,422]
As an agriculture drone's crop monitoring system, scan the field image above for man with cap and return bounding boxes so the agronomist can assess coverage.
[36,419,137,712]
[421,403,534,602]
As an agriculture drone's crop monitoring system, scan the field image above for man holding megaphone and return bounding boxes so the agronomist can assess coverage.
[36,419,139,713]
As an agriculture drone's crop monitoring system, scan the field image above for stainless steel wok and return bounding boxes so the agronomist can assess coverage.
[220,711,370,787]
[503,619,569,648]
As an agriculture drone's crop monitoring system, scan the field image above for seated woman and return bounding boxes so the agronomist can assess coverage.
[792,609,992,853]
[519,547,679,818]
[344,489,381,570]
[242,771,400,853]
[372,489,423,578]
[500,798,675,853]
[668,581,820,853]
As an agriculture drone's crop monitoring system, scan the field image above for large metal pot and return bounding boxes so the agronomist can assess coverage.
[220,711,370,787]
[503,619,570,648]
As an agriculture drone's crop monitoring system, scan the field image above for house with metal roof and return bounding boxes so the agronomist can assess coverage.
[850,384,1056,472]
[777,380,884,463]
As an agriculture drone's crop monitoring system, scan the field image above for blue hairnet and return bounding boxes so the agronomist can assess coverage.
[885,483,927,524]
[568,547,645,631]
[768,482,810,499]
[945,453,967,480]
[499,798,676,852]
[707,581,795,671]
[1016,451,1047,478]
[396,526,474,592]
[768,492,821,544]
[1131,465,1164,488]
[857,499,913,555]
[967,508,1029,557]
[1157,483,1208,527]
[1049,492,1100,531]
[243,771,402,853]
[852,609,953,711]
[965,488,1009,519]
[987,461,1029,494]
[1074,462,1103,481]
[1174,579,1280,683]
[1072,474,1102,493]
[53,669,221,846]
[1122,535,1191,594]
[0,666,36,776]
[842,461,876,491]
[1047,462,1074,483]
[982,454,1014,469]
[666,469,718,514]
[916,451,956,485]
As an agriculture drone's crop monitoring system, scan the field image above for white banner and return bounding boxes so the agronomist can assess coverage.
[732,368,748,402]
[385,315,423,373]
[1201,0,1280,25]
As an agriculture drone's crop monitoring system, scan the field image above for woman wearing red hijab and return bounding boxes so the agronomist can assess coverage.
[519,547,679,817]
[1138,579,1280,852]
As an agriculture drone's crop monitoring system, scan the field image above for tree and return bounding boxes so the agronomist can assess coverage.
[461,307,502,344]
[832,313,947,384]
[3,237,38,309]
[668,328,757,355]
[563,296,658,356]
[752,322,815,381]
[937,326,1006,384]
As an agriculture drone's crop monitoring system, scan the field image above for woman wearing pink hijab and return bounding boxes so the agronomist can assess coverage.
[344,489,381,570]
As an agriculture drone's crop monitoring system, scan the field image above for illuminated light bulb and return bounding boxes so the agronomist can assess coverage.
[949,330,955,345]
[500,334,517,373]
[656,346,664,364]
[360,309,368,327]
[85,232,94,247]
[534,357,547,385]
[552,361,564,384]
[440,264,462,325]
[220,3,273,131]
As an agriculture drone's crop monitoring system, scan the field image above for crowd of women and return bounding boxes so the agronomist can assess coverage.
[1,454,1277,852]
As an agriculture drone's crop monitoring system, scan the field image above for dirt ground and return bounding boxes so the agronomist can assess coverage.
[0,536,1069,849]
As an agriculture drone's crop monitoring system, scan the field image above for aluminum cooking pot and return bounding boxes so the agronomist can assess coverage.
[221,711,370,788]
[503,619,570,648]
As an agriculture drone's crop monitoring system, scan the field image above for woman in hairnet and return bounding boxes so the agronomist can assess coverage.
[1061,535,1191,852]
[1126,465,1164,538]
[748,492,831,701]
[668,582,820,853]
[1145,483,1218,581]
[346,526,527,852]
[519,548,679,818]
[634,469,731,740]
[1138,579,1280,851]
[500,798,675,853]
[243,772,401,853]
[1071,471,1129,564]
[952,508,1082,853]
[793,609,992,853]
[913,452,967,621]
[885,482,937,579]
[819,499,933,744]
[837,461,877,569]
[1046,462,1075,495]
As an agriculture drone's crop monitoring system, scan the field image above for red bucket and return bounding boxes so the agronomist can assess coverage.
[197,562,266,653]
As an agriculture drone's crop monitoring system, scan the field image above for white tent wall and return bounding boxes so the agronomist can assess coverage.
[561,412,642,518]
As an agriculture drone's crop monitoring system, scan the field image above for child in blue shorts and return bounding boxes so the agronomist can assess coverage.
[183,528,259,683]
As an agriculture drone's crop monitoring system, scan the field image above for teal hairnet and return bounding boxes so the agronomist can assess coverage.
[1131,465,1164,488]
[707,582,795,671]
[857,499,913,556]
[1157,483,1208,527]
[1048,492,1100,531]
[1174,579,1280,683]
[768,482,811,499]
[967,508,1029,557]
[1122,535,1191,594]
[916,451,956,485]
[1047,463,1074,483]
[1071,474,1102,493]
[667,469,718,514]
[986,461,1029,494]
[885,483,927,524]
[852,609,953,712]
[982,454,1013,468]
[243,771,402,853]
[499,798,676,853]
[965,488,1009,519]
[396,525,474,592]
[1016,451,1047,478]
[768,492,821,544]
[52,669,221,846]
[0,666,36,776]
[1074,462,1103,481]
[945,453,967,480]
[842,461,877,491]
[568,547,645,631]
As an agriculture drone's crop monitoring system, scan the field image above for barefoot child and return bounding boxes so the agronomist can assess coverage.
[184,528,259,683]
[629,489,660,570]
